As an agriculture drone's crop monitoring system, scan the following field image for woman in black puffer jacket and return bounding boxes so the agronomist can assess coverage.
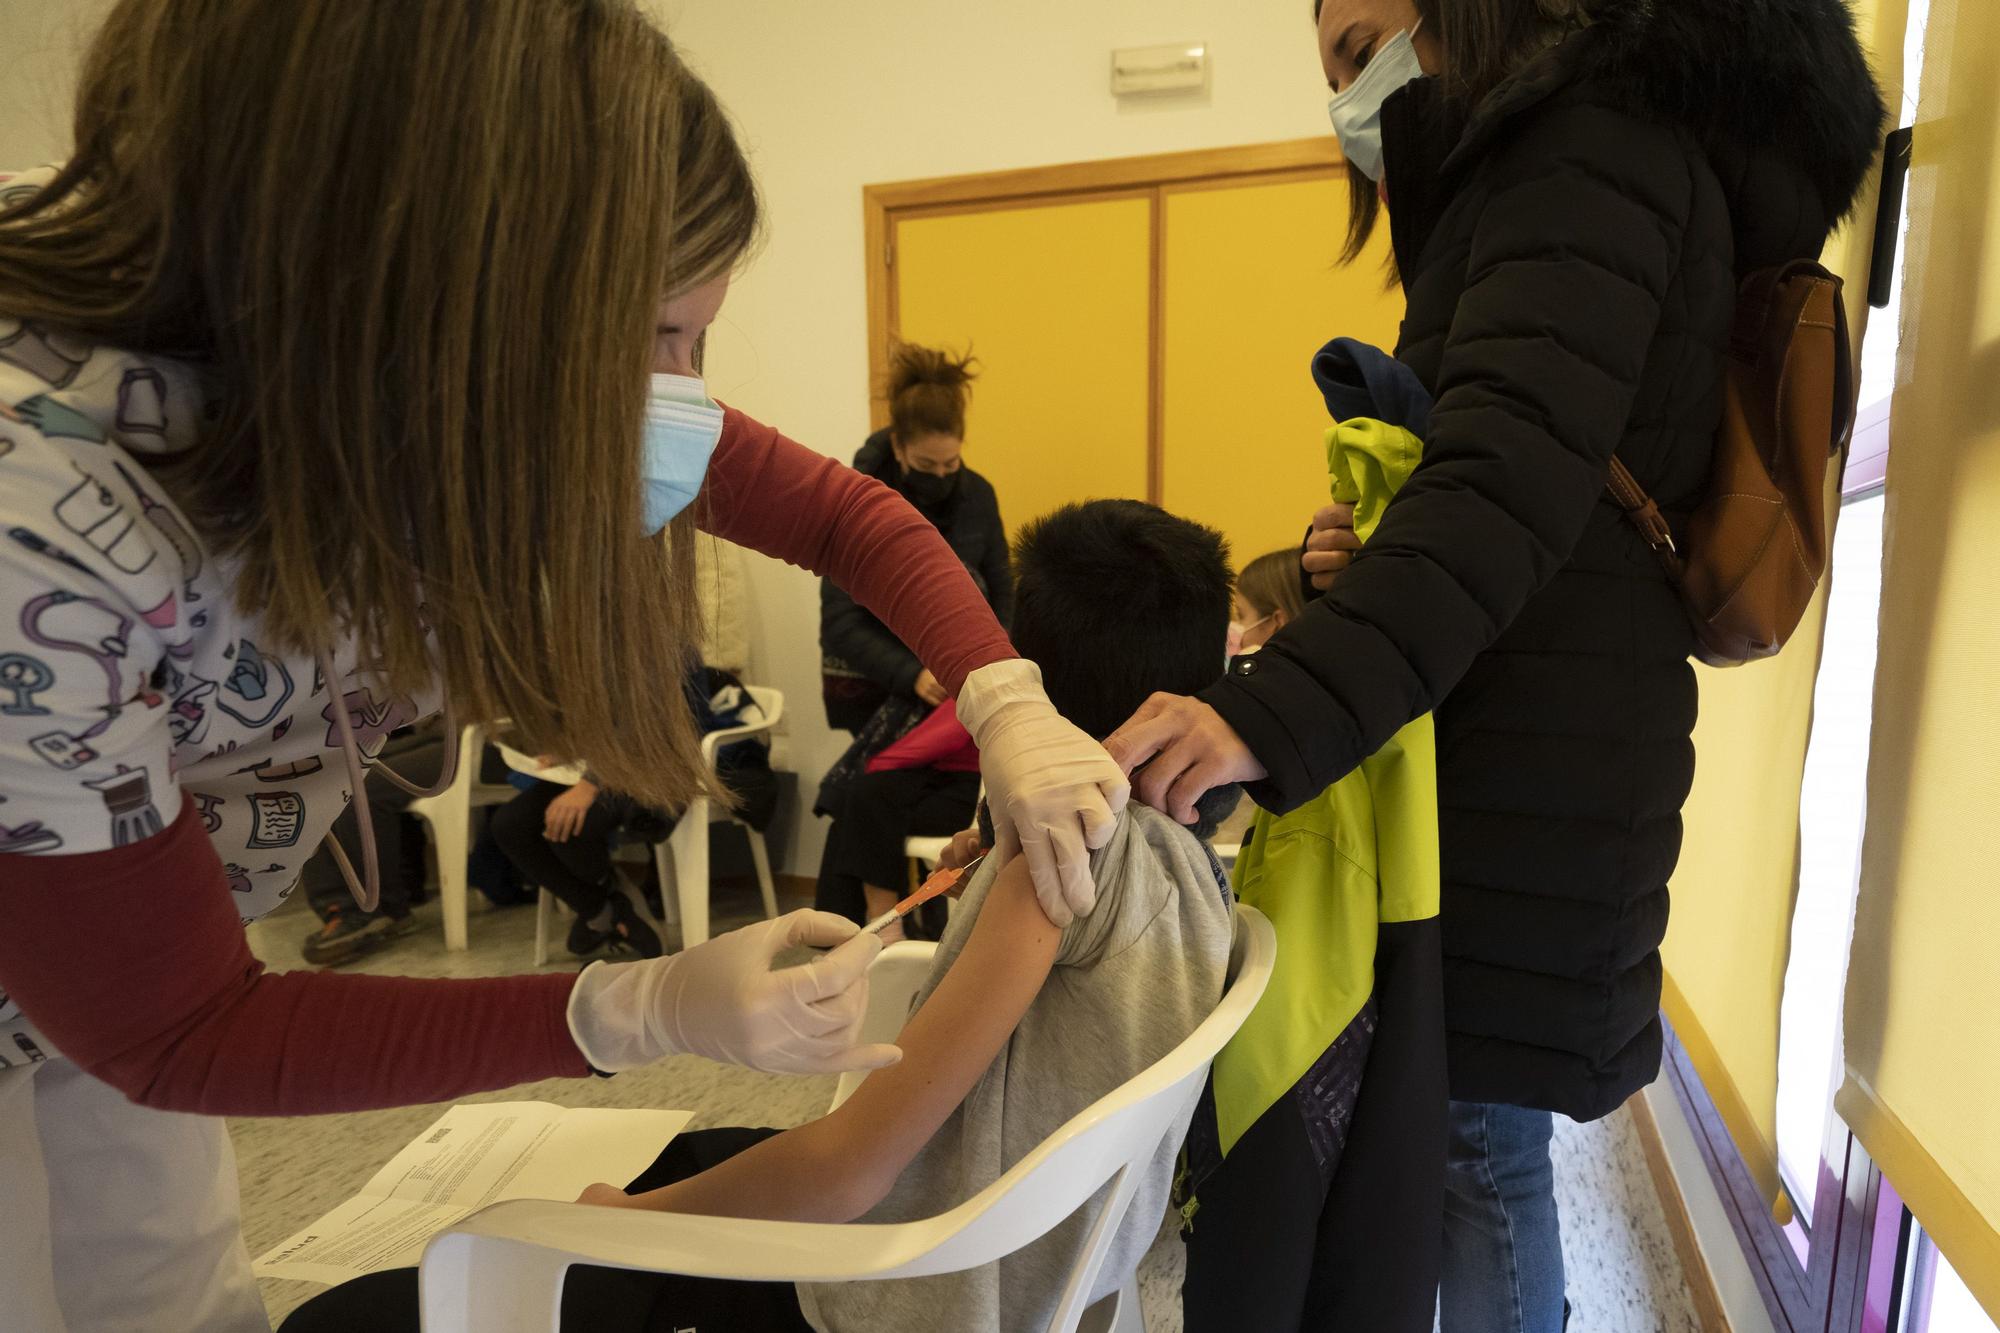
[815,345,1010,930]
[1108,1,1882,1327]
[820,345,1011,733]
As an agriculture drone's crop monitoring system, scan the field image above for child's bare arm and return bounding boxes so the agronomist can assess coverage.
[589,856,1062,1223]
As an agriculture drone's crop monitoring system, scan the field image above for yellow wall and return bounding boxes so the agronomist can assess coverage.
[1161,177,1402,562]
[1661,574,1833,1212]
[886,171,1404,564]
[895,198,1154,536]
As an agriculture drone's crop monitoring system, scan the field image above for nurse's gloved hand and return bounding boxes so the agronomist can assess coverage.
[956,659,1130,929]
[566,911,902,1076]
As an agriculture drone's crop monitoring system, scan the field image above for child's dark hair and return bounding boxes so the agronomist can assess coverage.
[887,343,977,443]
[1010,500,1233,740]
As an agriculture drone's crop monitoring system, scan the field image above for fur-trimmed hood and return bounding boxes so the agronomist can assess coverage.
[1578,0,1886,217]
[1442,0,1886,225]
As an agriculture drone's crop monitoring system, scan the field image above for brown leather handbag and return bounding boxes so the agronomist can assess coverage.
[1606,261,1858,666]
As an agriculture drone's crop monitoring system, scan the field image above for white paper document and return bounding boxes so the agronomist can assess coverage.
[253,1101,690,1284]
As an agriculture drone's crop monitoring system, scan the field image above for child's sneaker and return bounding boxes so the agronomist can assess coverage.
[302,909,414,966]
[566,912,611,958]
[607,893,665,959]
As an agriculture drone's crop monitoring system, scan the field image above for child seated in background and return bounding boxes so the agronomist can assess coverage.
[491,665,779,960]
[284,499,1243,1333]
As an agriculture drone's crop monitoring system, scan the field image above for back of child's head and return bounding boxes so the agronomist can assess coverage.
[1010,500,1232,740]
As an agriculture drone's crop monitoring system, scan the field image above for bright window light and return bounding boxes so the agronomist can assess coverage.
[1774,494,1885,1216]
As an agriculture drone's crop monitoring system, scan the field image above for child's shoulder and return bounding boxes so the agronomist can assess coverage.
[1061,805,1233,968]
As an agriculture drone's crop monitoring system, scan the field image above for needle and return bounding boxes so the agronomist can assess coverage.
[862,853,988,935]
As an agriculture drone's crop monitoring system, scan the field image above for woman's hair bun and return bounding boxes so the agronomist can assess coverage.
[887,343,978,442]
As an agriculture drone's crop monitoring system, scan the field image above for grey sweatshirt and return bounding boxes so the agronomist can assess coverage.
[798,805,1234,1332]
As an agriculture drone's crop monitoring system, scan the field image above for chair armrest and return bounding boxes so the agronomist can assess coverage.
[698,717,776,767]
[698,686,784,768]
[828,941,936,1112]
[425,1198,946,1285]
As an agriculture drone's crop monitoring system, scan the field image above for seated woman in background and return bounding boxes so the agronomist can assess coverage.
[492,666,776,960]
[1230,547,1310,656]
[283,499,1241,1333]
[820,343,1009,730]
[815,344,1005,931]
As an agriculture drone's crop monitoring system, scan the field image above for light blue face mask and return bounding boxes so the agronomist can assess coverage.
[1326,20,1426,182]
[642,373,723,532]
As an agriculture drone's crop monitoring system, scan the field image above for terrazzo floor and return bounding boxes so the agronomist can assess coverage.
[232,884,1702,1331]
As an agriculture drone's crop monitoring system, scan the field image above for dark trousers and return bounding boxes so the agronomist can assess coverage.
[490,781,630,919]
[814,766,979,924]
[1183,920,1447,1333]
[300,731,446,922]
[280,1128,806,1333]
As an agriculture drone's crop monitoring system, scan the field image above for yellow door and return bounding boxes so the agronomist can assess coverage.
[893,196,1153,538]
[1159,177,1403,566]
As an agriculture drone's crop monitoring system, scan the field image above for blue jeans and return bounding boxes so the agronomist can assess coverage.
[1440,1101,1566,1333]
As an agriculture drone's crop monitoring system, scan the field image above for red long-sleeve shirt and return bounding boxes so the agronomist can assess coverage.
[0,407,1014,1114]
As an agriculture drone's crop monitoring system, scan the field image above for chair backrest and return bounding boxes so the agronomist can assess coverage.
[406,723,517,817]
[743,683,783,730]
[829,904,1274,1324]
[700,684,783,769]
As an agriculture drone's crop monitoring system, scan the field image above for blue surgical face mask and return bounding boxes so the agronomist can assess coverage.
[642,373,723,532]
[1326,21,1426,183]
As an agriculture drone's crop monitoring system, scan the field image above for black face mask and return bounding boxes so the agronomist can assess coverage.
[900,466,961,509]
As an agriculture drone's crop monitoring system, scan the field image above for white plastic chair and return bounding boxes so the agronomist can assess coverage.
[902,780,983,899]
[529,686,785,961]
[416,903,1275,1333]
[655,684,784,949]
[902,833,954,870]
[406,723,520,952]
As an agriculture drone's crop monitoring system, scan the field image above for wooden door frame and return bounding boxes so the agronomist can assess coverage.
[862,136,1348,500]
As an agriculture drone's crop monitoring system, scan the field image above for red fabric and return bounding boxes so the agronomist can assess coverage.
[0,796,589,1115]
[702,407,1016,696]
[866,700,980,775]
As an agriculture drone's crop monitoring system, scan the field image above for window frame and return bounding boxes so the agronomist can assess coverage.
[1662,1020,1900,1332]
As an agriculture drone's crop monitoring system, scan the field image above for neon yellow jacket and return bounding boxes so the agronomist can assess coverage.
[1212,417,1439,1154]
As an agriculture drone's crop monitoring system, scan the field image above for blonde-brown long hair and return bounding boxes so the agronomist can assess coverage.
[1236,549,1309,626]
[0,0,760,809]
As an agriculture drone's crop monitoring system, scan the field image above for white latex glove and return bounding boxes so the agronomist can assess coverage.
[566,910,902,1076]
[955,659,1130,927]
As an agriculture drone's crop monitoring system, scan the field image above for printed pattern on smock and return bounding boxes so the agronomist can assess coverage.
[0,182,435,1058]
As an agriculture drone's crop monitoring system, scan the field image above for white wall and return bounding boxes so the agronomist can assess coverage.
[0,1,116,169]
[652,0,1335,871]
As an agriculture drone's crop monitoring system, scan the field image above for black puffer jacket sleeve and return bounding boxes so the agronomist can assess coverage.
[1204,101,1697,812]
[820,576,923,695]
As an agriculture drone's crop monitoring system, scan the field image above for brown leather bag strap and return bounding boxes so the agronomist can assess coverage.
[1605,457,1686,583]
